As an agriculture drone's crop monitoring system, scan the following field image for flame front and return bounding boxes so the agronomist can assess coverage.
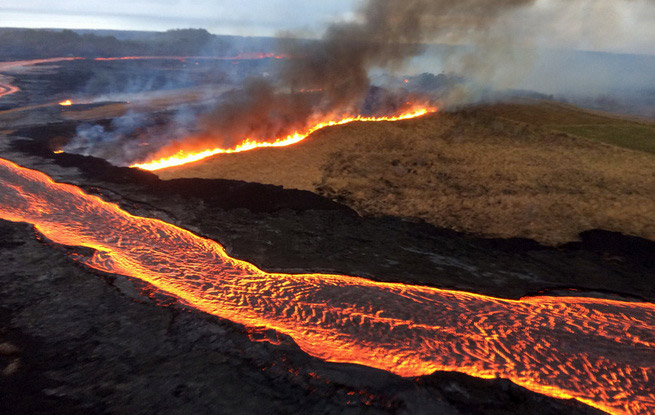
[58,99,73,106]
[131,108,437,171]
[0,157,653,415]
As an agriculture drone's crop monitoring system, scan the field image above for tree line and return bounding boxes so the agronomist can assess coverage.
[0,28,232,59]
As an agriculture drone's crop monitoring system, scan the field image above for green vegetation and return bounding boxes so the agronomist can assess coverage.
[555,124,655,154]
[486,101,655,154]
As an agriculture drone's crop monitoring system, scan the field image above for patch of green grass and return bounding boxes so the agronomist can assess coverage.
[486,102,655,155]
[554,124,655,154]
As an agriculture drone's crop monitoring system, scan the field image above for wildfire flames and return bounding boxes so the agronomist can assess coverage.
[58,99,73,106]
[131,107,437,171]
[0,157,653,415]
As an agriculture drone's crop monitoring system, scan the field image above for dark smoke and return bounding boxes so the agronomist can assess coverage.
[278,0,536,105]
[197,79,317,147]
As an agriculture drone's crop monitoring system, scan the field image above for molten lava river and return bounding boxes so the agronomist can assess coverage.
[0,157,653,415]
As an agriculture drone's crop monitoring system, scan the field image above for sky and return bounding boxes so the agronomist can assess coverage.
[2,0,654,54]
[1,0,358,37]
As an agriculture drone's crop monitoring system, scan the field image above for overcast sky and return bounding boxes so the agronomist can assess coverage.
[2,0,654,54]
[1,0,357,37]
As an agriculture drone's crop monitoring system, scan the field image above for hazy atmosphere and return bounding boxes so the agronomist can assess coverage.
[3,0,655,54]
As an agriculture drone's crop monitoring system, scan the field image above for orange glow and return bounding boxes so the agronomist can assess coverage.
[131,107,438,171]
[58,99,73,106]
[0,157,653,415]
[0,81,20,99]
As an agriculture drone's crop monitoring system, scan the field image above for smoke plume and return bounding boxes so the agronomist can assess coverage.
[279,0,537,102]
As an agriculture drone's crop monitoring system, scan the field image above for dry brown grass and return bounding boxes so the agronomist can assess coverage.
[158,102,655,244]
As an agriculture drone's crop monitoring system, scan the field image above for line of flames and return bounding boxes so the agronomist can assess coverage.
[131,107,437,171]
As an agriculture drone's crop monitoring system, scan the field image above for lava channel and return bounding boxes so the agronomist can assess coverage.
[0,157,653,415]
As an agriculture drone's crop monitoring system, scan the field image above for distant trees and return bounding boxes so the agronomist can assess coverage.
[0,28,227,59]
[156,29,213,55]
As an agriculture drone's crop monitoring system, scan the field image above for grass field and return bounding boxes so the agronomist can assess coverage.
[158,101,655,244]
[484,101,655,154]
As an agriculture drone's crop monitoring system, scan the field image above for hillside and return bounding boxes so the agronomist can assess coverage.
[157,101,655,244]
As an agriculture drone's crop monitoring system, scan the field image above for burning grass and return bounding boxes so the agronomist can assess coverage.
[157,101,655,244]
[132,108,436,171]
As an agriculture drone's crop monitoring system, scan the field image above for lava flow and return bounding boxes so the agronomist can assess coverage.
[0,79,20,99]
[0,57,84,100]
[131,107,437,171]
[0,158,653,415]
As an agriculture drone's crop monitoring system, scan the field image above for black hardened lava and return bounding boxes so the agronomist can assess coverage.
[11,135,354,213]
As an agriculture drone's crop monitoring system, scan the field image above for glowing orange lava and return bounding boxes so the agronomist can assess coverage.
[58,99,73,106]
[131,107,437,171]
[0,157,653,415]
[0,80,20,99]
